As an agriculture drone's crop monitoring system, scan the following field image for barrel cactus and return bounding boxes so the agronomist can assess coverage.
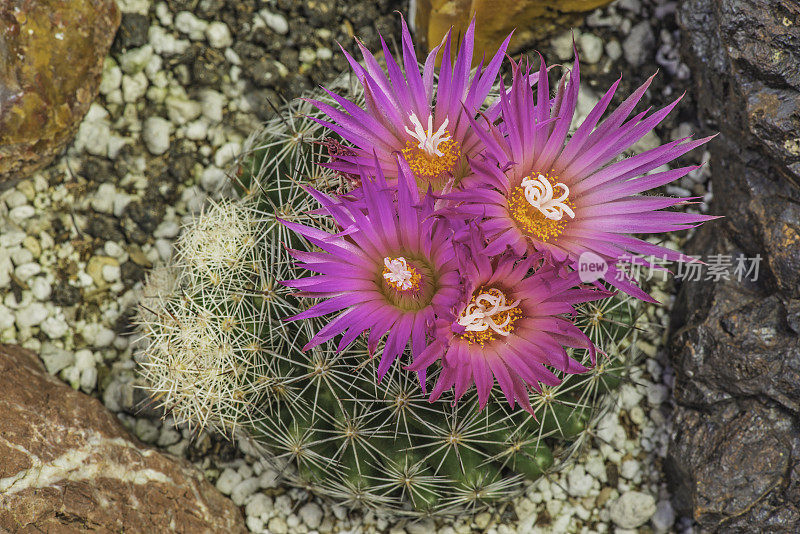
[136,75,641,516]
[136,15,713,516]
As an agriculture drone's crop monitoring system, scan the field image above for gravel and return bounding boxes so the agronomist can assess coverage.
[0,0,711,532]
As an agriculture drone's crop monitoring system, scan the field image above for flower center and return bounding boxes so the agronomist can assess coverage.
[382,257,421,292]
[507,171,576,242]
[521,174,574,221]
[401,113,461,192]
[458,287,522,345]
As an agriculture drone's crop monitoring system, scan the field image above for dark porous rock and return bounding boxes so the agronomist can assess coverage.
[124,200,163,235]
[85,213,125,244]
[669,396,800,531]
[191,44,227,87]
[304,0,338,27]
[0,0,120,189]
[113,12,149,52]
[51,281,82,307]
[668,1,800,531]
[0,344,247,533]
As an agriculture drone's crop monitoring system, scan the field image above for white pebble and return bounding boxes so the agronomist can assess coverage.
[0,267,10,291]
[30,277,52,301]
[652,500,676,533]
[245,516,264,532]
[584,454,607,482]
[166,95,202,125]
[609,491,657,529]
[122,72,149,103]
[205,21,233,48]
[99,60,122,94]
[148,26,190,56]
[16,303,48,328]
[231,477,260,506]
[80,367,98,392]
[620,459,641,480]
[646,383,669,405]
[259,9,288,35]
[154,2,172,24]
[606,39,623,61]
[567,465,594,497]
[185,120,208,140]
[267,517,288,534]
[175,11,208,39]
[299,47,316,64]
[154,220,180,239]
[40,343,73,373]
[200,90,225,123]
[74,349,95,371]
[104,241,125,258]
[0,303,14,330]
[0,229,25,248]
[214,141,241,167]
[181,186,206,214]
[578,33,604,64]
[552,30,577,61]
[11,248,33,265]
[95,327,116,347]
[9,205,35,222]
[154,239,173,262]
[215,468,242,495]
[244,492,273,519]
[666,185,692,197]
[298,502,323,529]
[15,262,41,282]
[118,45,154,74]
[619,384,644,410]
[143,116,172,155]
[629,405,646,425]
[102,263,121,282]
[200,166,227,192]
[41,316,69,339]
[258,467,279,489]
[91,183,118,214]
[76,105,111,157]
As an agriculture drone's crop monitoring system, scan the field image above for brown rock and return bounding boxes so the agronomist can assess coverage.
[413,0,614,63]
[0,344,247,533]
[0,0,120,189]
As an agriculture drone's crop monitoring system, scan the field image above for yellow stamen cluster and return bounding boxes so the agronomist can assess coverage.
[459,288,522,346]
[507,170,575,242]
[401,138,461,190]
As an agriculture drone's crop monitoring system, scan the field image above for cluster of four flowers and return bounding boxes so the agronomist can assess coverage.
[280,19,715,413]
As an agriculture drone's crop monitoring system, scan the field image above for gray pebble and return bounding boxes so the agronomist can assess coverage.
[578,33,604,64]
[623,22,656,68]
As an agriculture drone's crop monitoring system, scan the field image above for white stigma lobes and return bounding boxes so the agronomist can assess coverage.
[383,257,414,290]
[521,174,575,221]
[404,113,451,157]
[458,289,521,336]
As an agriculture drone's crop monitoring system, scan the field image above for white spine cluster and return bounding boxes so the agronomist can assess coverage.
[137,200,294,435]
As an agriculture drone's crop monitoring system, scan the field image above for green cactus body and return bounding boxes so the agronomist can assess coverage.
[136,78,641,516]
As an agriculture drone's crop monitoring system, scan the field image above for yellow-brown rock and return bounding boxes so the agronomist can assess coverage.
[0,0,120,189]
[413,0,613,63]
